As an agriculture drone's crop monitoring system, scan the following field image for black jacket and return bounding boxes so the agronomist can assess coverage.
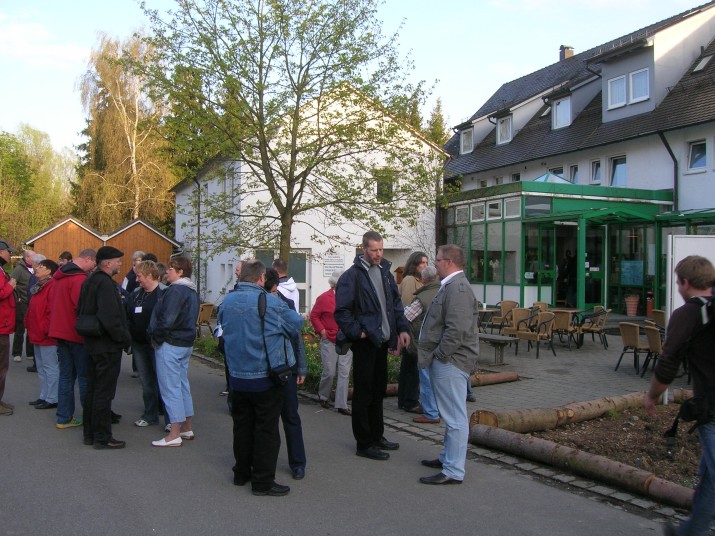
[77,270,131,354]
[334,255,408,349]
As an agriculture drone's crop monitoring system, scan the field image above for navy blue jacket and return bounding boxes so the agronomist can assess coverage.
[148,278,199,348]
[334,255,408,349]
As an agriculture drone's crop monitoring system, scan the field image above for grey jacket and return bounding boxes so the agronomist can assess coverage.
[418,272,479,375]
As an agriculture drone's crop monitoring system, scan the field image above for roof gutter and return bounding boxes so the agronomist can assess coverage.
[657,131,679,210]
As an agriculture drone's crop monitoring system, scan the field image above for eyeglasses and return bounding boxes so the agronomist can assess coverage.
[435,258,450,263]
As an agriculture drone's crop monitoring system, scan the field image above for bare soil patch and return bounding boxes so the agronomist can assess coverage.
[530,404,701,489]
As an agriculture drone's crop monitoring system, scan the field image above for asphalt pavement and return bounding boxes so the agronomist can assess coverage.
[0,331,675,535]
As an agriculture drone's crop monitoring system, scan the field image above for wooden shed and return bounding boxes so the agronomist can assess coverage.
[24,217,182,284]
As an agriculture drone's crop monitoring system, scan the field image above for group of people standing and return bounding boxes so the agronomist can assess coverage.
[0,240,200,451]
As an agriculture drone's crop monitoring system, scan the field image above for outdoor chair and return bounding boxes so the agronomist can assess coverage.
[641,325,663,378]
[579,308,610,350]
[615,322,649,374]
[652,309,667,330]
[196,302,214,337]
[552,309,577,349]
[516,311,556,359]
[501,308,532,340]
[489,300,518,333]
[533,301,549,312]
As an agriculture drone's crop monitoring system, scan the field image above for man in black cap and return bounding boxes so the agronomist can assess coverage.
[77,246,131,449]
[0,240,17,415]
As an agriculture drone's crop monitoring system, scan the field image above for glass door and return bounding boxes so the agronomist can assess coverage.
[584,225,605,309]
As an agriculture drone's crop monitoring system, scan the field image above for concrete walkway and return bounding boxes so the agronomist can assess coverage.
[0,328,677,535]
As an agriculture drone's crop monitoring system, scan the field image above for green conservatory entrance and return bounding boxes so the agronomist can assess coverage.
[441,182,673,314]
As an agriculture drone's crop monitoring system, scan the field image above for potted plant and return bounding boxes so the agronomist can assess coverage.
[624,291,640,317]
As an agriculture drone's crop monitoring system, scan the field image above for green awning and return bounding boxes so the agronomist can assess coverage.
[523,206,656,224]
[655,208,715,224]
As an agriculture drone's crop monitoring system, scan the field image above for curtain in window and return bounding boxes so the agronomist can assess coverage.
[630,70,649,101]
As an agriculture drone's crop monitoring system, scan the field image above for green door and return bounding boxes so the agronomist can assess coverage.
[584,225,605,309]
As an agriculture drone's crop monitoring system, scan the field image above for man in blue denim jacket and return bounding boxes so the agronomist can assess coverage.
[219,259,304,497]
[335,231,410,461]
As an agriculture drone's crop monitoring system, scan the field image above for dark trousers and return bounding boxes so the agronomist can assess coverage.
[11,301,33,358]
[231,386,284,492]
[0,335,9,401]
[397,349,420,409]
[281,375,306,470]
[83,350,122,444]
[351,339,387,450]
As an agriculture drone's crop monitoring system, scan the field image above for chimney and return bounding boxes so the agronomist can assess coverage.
[559,45,574,61]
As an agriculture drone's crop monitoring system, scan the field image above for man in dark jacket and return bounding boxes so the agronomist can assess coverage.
[334,231,410,461]
[646,256,715,536]
[77,246,131,449]
[11,249,35,363]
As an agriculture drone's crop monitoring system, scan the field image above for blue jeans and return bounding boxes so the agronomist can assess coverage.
[429,358,469,480]
[132,341,161,424]
[677,420,715,535]
[56,340,88,424]
[281,374,306,471]
[34,345,59,403]
[418,367,439,420]
[155,343,193,424]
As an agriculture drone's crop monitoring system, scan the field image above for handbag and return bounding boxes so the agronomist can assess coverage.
[75,314,103,337]
[335,330,352,355]
[258,292,293,386]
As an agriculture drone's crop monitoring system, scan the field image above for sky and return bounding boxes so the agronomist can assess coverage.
[0,0,702,152]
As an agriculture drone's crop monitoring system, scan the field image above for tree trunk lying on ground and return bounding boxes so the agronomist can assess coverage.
[470,390,693,433]
[470,424,694,509]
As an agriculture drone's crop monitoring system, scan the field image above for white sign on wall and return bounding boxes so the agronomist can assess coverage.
[323,255,345,277]
[667,235,715,321]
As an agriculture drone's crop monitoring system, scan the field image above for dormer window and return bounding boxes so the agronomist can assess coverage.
[460,128,473,154]
[497,116,512,145]
[693,55,713,73]
[629,68,649,103]
[608,76,626,109]
[553,97,571,129]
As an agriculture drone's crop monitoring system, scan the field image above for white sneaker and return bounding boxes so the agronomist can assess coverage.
[13,356,21,362]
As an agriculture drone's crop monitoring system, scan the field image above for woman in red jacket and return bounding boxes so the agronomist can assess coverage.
[25,259,59,409]
[310,270,352,415]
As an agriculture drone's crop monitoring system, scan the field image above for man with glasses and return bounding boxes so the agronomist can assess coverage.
[418,244,479,485]
[335,231,410,461]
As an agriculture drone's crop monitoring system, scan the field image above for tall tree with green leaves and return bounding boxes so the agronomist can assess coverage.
[75,32,177,233]
[425,98,449,147]
[143,0,442,263]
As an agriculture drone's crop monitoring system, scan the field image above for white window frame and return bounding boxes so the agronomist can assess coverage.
[460,128,473,154]
[470,203,485,222]
[549,166,564,177]
[608,75,626,109]
[504,198,520,219]
[591,160,602,184]
[486,200,502,220]
[569,164,579,183]
[629,68,649,103]
[511,173,521,182]
[610,155,627,186]
[687,140,707,172]
[496,116,512,145]
[455,206,469,224]
[552,96,571,129]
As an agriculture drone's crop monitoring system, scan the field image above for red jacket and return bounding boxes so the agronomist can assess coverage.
[48,263,87,344]
[0,267,16,335]
[310,288,339,343]
[26,278,56,346]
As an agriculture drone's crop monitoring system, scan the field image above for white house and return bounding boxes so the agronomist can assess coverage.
[172,91,444,310]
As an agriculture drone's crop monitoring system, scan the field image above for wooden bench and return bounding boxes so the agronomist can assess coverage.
[479,333,516,365]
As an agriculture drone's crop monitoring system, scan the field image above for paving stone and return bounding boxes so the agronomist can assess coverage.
[588,485,617,496]
[655,507,678,517]
[495,455,521,465]
[571,480,596,489]
[610,492,636,502]
[628,498,658,510]
[514,462,539,471]
[532,467,557,477]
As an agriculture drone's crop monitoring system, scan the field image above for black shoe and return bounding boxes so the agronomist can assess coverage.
[419,472,462,485]
[35,402,58,409]
[111,411,122,424]
[466,394,476,402]
[292,467,305,480]
[356,447,390,460]
[404,404,423,414]
[83,437,94,446]
[376,437,399,451]
[662,522,678,536]
[93,438,126,450]
[421,458,443,469]
[29,399,45,406]
[252,482,290,496]
[26,366,37,373]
